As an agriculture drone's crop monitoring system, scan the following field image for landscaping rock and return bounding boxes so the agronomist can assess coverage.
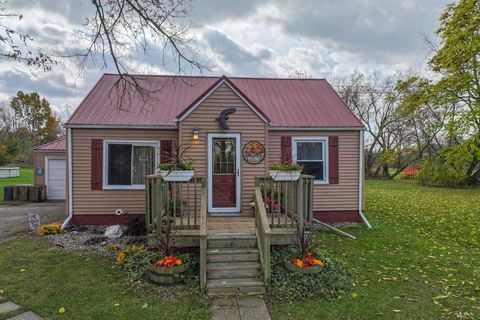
[7,311,43,320]
[105,225,122,239]
[0,301,20,314]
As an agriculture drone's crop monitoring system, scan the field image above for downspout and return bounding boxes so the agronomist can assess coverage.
[62,127,73,228]
[358,129,372,228]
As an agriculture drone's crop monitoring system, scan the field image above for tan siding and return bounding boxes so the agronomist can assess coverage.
[268,130,360,211]
[33,152,46,186]
[180,83,268,214]
[71,128,178,215]
[33,150,66,186]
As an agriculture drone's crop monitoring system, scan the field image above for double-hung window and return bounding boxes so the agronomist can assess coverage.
[292,137,328,184]
[104,141,159,189]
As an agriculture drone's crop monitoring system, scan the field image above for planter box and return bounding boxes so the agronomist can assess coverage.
[159,170,194,182]
[284,255,323,274]
[148,262,190,285]
[269,170,301,181]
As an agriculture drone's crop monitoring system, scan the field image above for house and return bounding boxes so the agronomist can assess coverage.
[34,74,369,226]
[34,74,370,294]
[33,137,67,200]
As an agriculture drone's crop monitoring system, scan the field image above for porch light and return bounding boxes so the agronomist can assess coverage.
[192,127,200,140]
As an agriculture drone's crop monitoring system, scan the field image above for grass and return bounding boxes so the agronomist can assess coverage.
[0,239,211,320]
[0,168,34,204]
[1,179,478,319]
[269,179,480,319]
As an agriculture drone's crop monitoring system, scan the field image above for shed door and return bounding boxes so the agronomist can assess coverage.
[46,157,66,200]
[208,133,241,213]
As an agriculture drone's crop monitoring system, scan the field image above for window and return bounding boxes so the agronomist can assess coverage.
[104,141,159,189]
[292,137,328,184]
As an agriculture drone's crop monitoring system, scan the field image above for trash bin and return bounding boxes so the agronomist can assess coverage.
[4,186,13,201]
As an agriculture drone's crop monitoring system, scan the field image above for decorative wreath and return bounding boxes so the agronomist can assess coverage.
[242,141,265,164]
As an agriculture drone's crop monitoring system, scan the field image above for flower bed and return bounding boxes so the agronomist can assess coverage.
[268,247,352,302]
[285,252,324,274]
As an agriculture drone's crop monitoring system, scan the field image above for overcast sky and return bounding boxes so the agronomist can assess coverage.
[0,0,451,119]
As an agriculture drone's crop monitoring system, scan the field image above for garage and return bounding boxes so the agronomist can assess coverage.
[33,138,67,200]
[46,157,66,200]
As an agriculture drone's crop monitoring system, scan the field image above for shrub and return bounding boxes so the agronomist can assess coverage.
[418,159,468,187]
[268,247,353,303]
[401,163,420,179]
[124,216,147,236]
[38,223,64,236]
[115,243,145,265]
[123,250,160,282]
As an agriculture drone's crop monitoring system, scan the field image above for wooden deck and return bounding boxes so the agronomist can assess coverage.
[145,174,315,294]
[156,216,297,247]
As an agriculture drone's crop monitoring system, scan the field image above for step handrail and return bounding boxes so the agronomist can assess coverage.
[254,186,271,287]
[199,180,207,290]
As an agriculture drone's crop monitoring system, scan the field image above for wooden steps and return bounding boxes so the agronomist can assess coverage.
[206,231,265,296]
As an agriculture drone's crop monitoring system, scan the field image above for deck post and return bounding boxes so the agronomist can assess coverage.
[296,178,304,233]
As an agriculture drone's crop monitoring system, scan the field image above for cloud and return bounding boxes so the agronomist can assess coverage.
[199,29,275,76]
[0,0,452,118]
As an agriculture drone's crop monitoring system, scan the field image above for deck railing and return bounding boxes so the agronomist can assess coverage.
[145,174,206,238]
[254,175,315,231]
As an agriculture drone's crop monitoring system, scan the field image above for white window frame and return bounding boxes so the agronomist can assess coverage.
[292,136,329,185]
[103,140,160,190]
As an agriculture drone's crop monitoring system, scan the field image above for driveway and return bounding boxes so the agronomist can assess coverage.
[0,201,66,242]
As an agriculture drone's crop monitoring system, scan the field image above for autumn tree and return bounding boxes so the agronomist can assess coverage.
[0,92,60,165]
[399,0,480,185]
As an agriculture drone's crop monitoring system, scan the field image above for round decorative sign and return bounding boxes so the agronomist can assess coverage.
[242,141,265,164]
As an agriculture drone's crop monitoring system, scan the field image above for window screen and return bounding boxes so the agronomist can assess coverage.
[296,141,325,182]
[107,143,156,187]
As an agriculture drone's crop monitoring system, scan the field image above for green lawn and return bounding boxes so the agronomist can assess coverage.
[0,168,34,204]
[0,179,478,319]
[269,179,480,319]
[0,240,210,320]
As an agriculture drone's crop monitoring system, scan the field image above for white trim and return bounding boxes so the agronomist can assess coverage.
[269,126,366,131]
[358,130,371,228]
[292,136,329,185]
[176,79,270,124]
[62,128,73,228]
[64,124,177,129]
[103,140,160,190]
[207,133,241,213]
[45,155,67,200]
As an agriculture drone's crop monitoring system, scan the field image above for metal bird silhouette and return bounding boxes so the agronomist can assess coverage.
[216,107,236,129]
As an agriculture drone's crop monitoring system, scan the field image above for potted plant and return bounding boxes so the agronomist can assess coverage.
[149,225,190,284]
[158,144,194,182]
[284,226,324,274]
[269,158,303,181]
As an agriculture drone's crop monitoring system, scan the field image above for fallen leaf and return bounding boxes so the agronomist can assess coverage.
[20,269,26,272]
[352,292,358,298]
[142,303,148,309]
[58,307,65,314]
[114,303,120,307]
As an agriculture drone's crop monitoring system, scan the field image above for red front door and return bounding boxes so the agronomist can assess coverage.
[212,137,237,208]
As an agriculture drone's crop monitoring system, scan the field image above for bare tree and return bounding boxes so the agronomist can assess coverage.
[0,3,55,70]
[333,71,448,179]
[2,0,208,106]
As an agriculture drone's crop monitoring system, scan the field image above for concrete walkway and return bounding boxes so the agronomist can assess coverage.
[0,296,42,319]
[211,296,271,320]
[0,201,65,242]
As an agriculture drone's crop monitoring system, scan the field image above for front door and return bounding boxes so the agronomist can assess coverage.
[208,133,241,213]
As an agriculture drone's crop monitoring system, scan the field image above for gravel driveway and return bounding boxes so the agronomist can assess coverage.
[0,201,66,242]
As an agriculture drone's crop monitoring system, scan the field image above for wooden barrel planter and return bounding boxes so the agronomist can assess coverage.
[284,255,324,274]
[149,262,190,285]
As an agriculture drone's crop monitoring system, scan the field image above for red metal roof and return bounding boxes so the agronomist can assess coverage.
[33,137,66,151]
[67,74,363,128]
